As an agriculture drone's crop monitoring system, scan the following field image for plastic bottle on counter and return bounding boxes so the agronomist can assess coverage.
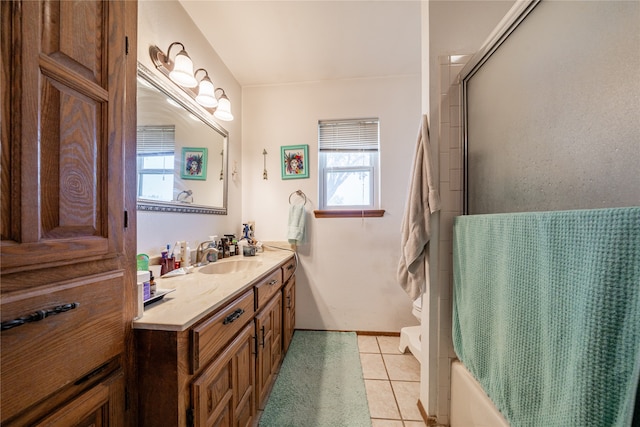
[182,241,191,268]
[137,270,151,304]
[228,238,236,256]
[223,238,230,258]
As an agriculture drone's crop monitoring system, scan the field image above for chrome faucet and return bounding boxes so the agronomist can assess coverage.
[196,241,213,264]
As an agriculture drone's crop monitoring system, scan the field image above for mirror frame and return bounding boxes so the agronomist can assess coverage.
[136,62,229,215]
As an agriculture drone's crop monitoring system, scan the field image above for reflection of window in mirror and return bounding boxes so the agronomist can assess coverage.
[137,125,175,200]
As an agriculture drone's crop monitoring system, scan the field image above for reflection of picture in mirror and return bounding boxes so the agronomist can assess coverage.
[181,147,208,180]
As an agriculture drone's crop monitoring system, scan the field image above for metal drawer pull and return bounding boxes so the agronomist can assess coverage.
[287,295,292,308]
[260,325,266,347]
[1,302,79,331]
[268,279,278,286]
[222,308,245,325]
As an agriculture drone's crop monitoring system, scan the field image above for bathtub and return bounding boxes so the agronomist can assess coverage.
[450,360,509,427]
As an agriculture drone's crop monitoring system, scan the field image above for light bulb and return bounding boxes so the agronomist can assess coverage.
[195,76,218,108]
[214,94,233,121]
[169,49,197,88]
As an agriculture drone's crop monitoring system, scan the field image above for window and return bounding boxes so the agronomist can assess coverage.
[137,125,175,201]
[318,118,380,211]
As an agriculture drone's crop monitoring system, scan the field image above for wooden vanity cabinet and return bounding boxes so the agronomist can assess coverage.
[136,289,255,427]
[136,255,296,427]
[1,1,137,425]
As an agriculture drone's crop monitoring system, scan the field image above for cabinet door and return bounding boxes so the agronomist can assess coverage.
[283,275,296,354]
[255,293,282,410]
[232,325,255,427]
[192,323,255,427]
[33,370,125,427]
[1,0,130,274]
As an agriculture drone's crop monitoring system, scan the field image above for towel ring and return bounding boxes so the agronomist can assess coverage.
[289,190,307,205]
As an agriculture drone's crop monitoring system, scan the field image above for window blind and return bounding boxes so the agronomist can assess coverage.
[136,125,175,155]
[318,118,379,151]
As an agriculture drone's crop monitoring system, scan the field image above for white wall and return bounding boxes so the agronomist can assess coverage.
[242,75,421,332]
[136,1,243,256]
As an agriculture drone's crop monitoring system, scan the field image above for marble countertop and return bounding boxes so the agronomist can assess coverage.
[133,245,295,332]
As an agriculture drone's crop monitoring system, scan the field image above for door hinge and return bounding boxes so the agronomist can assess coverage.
[186,408,194,427]
[124,210,128,228]
[125,36,129,55]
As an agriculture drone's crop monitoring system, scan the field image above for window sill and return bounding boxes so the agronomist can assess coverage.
[313,209,385,218]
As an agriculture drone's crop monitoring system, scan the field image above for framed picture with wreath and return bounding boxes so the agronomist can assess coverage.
[181,147,208,180]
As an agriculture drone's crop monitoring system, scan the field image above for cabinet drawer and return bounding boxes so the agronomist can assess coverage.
[0,272,125,422]
[282,256,296,284]
[255,269,283,310]
[191,289,254,372]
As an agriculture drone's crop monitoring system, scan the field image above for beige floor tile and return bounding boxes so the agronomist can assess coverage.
[371,419,405,427]
[358,335,381,353]
[377,335,403,354]
[360,353,389,380]
[364,380,401,419]
[404,421,428,427]
[383,354,421,381]
[391,381,422,420]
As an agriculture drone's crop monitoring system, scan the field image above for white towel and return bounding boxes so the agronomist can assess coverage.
[397,115,441,300]
[287,203,306,245]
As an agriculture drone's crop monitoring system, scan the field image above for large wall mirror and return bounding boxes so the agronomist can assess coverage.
[137,62,228,215]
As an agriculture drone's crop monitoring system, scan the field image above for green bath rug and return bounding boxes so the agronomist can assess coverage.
[259,330,372,427]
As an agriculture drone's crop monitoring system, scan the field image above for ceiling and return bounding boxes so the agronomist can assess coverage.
[178,1,422,87]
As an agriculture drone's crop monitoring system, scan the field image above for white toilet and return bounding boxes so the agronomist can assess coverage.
[399,296,422,361]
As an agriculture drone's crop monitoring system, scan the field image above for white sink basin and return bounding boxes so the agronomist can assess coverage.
[198,259,261,275]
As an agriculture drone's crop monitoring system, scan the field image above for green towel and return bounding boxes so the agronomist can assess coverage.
[452,207,640,426]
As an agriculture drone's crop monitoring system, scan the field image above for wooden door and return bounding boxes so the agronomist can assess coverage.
[255,293,282,410]
[0,0,137,424]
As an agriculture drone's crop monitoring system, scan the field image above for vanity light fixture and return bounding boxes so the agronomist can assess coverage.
[213,89,234,121]
[156,42,198,88]
[150,43,234,121]
[194,68,217,109]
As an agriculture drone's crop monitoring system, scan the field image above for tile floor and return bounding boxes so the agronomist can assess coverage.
[358,334,427,427]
